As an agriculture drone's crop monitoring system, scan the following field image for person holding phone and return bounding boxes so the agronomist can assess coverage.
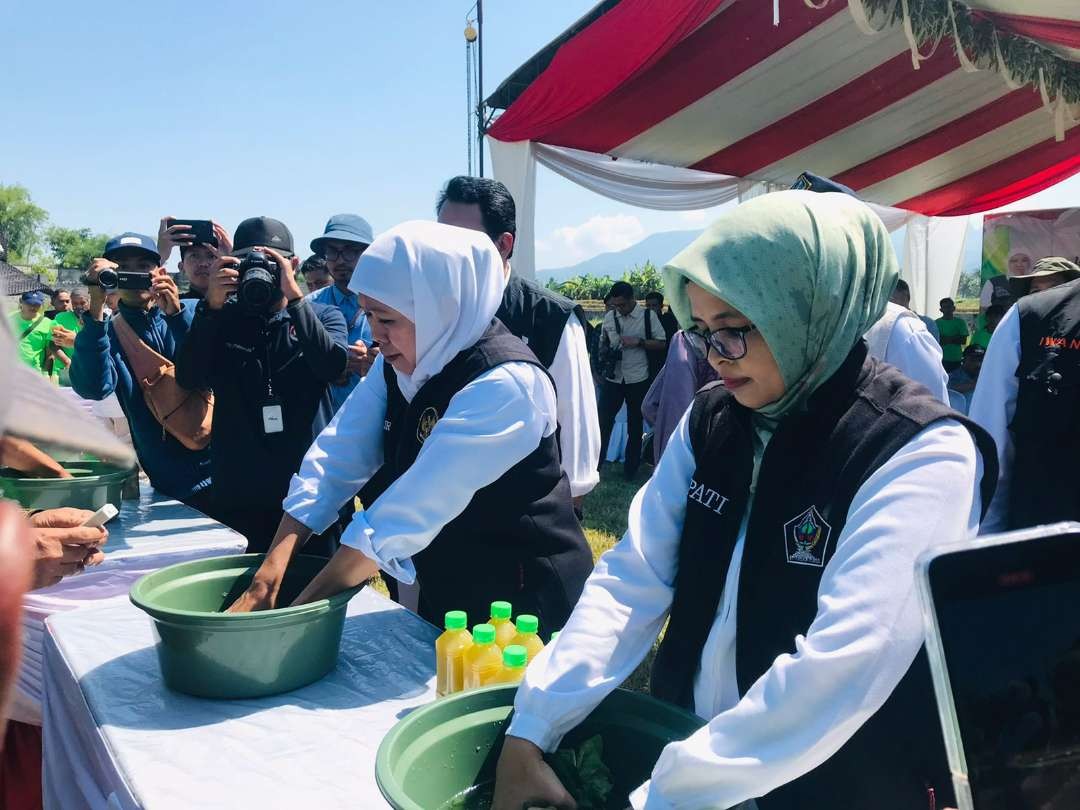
[70,232,212,508]
[175,217,348,555]
[156,216,233,302]
[491,192,996,810]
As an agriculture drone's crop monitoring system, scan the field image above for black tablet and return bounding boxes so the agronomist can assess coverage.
[919,524,1080,810]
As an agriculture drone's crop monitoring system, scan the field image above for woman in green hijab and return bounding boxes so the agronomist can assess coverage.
[492,191,995,810]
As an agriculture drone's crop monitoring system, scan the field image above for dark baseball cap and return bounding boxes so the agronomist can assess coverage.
[232,217,295,258]
[310,214,375,254]
[19,291,46,306]
[963,344,986,358]
[103,232,161,264]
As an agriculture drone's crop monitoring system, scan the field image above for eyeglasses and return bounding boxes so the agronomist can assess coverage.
[685,324,757,361]
[321,244,365,262]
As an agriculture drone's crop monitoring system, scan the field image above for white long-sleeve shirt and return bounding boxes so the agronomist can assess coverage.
[884,314,950,402]
[968,304,1021,534]
[283,354,559,582]
[509,410,982,810]
[550,316,601,497]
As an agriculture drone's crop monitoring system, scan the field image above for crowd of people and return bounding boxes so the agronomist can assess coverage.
[4,173,1080,810]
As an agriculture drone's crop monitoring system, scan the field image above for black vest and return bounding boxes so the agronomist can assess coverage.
[651,343,997,810]
[1010,279,1080,529]
[497,274,585,369]
[361,320,593,634]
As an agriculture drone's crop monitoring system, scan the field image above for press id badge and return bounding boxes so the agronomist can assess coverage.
[261,400,284,434]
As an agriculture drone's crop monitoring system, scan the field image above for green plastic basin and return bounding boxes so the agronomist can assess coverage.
[375,685,704,810]
[0,460,135,511]
[130,554,362,699]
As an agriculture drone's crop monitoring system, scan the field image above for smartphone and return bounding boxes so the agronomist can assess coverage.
[166,218,216,247]
[918,523,1080,810]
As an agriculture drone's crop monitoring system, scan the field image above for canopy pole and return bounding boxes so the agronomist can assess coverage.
[478,0,485,177]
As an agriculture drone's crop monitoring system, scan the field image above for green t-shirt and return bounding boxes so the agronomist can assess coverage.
[52,310,82,358]
[970,328,992,350]
[10,312,55,372]
[936,316,969,363]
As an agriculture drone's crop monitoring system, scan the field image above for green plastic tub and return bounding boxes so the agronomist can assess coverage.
[375,685,704,810]
[0,461,135,511]
[130,554,362,699]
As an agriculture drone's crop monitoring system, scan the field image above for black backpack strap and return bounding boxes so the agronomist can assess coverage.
[19,315,44,341]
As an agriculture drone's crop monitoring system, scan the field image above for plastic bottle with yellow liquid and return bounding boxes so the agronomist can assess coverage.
[489,645,528,685]
[463,624,504,690]
[435,610,473,697]
[509,614,545,662]
[489,601,516,648]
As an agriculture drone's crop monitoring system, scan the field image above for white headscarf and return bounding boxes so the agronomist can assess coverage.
[349,220,507,401]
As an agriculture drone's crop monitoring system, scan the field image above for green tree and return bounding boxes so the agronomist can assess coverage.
[623,261,662,297]
[0,184,48,261]
[44,226,109,270]
[956,271,982,301]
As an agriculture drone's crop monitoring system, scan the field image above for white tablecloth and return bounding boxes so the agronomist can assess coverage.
[42,588,440,809]
[11,485,246,725]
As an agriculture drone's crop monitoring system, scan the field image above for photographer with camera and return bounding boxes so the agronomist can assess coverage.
[70,233,213,506]
[176,217,348,555]
[596,281,666,480]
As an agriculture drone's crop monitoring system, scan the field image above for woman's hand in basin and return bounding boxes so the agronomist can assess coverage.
[492,736,577,810]
[225,579,278,613]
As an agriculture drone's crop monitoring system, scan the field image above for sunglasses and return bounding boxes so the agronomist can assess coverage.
[322,244,365,262]
[685,324,757,361]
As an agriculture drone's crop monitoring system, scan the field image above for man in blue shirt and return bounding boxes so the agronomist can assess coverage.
[306,214,376,411]
[71,232,213,507]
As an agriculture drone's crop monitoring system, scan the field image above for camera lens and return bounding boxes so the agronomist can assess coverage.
[239,269,275,308]
[98,269,118,289]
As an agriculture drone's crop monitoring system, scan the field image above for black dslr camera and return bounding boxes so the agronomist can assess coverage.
[237,251,280,310]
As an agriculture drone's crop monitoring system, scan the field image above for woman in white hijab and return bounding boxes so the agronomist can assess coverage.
[230,221,593,633]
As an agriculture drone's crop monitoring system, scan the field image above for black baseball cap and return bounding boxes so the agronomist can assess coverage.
[231,217,294,258]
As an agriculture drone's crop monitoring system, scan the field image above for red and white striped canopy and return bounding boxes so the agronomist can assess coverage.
[488,0,1080,216]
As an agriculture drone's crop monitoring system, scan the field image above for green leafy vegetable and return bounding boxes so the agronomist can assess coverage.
[545,734,615,810]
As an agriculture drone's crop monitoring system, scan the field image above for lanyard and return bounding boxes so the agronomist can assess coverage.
[263,336,276,399]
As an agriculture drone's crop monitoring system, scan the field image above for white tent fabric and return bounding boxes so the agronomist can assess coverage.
[490,137,969,316]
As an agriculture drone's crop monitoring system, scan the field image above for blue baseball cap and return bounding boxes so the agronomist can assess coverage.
[310,214,374,254]
[19,291,46,306]
[103,232,161,264]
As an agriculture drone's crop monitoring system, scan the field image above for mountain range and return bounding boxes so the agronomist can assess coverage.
[539,222,986,285]
[537,229,702,284]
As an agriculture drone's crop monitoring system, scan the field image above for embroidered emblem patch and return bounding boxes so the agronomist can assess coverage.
[783,506,832,567]
[416,407,439,444]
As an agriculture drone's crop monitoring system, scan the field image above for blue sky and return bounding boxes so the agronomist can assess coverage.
[4,0,1078,272]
